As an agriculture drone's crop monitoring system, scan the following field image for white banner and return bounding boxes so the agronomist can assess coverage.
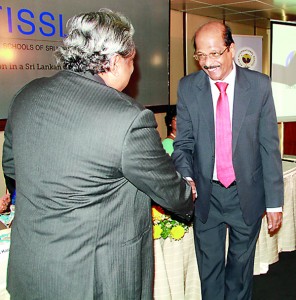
[0,0,169,119]
[233,35,262,72]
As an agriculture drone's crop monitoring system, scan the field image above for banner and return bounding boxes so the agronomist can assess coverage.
[233,35,262,72]
[0,0,169,119]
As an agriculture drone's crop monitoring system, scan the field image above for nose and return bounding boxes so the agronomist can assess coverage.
[204,54,215,64]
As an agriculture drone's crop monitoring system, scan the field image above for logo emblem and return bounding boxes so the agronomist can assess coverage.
[236,47,257,70]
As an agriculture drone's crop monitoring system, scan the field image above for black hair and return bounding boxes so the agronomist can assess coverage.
[224,24,234,47]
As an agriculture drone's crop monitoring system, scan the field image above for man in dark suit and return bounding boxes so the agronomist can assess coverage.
[2,9,193,300]
[172,21,283,300]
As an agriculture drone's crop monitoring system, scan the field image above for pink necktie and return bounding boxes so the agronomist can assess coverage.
[215,82,235,188]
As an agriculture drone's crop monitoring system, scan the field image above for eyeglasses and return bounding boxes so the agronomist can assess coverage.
[193,46,229,61]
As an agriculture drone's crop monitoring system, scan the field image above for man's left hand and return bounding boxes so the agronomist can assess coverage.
[266,211,283,234]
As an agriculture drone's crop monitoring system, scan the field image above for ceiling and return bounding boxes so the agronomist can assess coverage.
[170,0,296,29]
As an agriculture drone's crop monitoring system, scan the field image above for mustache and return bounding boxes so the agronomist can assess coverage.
[203,65,220,70]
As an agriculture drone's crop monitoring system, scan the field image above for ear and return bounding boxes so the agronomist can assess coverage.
[109,54,121,76]
[229,43,235,58]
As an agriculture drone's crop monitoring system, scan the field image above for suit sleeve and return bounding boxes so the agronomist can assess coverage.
[121,108,193,221]
[172,80,195,179]
[259,77,284,208]
[2,115,16,195]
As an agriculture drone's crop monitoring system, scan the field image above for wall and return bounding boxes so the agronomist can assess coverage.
[284,122,296,155]
[155,112,167,140]
[153,9,185,140]
[170,10,184,105]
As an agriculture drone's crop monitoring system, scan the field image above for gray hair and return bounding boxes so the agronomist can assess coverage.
[54,8,135,74]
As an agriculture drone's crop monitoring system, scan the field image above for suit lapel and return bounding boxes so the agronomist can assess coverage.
[194,73,215,153]
[232,66,251,152]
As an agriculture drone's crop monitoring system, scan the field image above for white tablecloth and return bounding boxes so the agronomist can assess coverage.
[253,161,296,274]
[153,227,201,300]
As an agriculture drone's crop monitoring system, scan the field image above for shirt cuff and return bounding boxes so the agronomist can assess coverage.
[266,207,282,212]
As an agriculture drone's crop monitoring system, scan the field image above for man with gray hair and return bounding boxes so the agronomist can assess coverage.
[3,9,193,299]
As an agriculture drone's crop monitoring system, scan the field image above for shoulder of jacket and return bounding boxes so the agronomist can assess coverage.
[236,64,270,81]
[180,70,205,86]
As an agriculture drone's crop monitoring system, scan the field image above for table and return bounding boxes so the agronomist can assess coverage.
[153,161,296,300]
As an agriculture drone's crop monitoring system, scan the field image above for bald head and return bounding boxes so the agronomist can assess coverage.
[194,22,234,52]
[196,22,225,36]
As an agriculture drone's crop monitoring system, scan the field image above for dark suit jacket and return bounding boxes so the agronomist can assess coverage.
[2,70,193,300]
[172,64,283,225]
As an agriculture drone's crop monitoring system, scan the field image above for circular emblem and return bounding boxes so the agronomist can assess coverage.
[236,47,257,70]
